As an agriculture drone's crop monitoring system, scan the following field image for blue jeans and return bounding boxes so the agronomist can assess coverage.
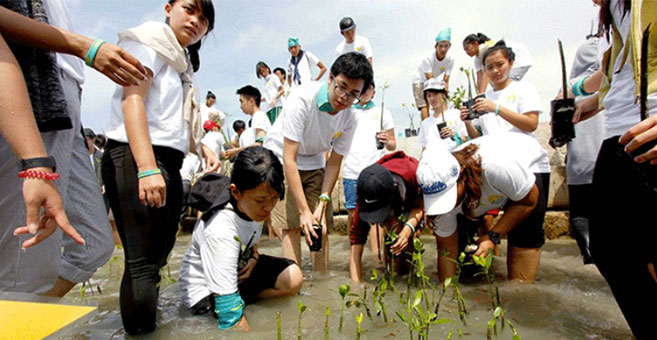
[343,178,358,210]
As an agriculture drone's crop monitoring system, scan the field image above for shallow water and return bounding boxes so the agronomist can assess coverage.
[55,235,632,339]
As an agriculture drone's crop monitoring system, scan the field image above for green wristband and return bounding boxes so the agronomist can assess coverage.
[404,222,415,234]
[494,103,500,116]
[85,39,106,67]
[137,169,162,179]
[319,194,331,203]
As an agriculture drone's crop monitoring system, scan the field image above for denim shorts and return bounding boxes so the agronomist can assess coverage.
[343,178,358,210]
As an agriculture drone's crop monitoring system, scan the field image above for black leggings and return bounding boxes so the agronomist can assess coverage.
[590,137,657,339]
[102,140,184,335]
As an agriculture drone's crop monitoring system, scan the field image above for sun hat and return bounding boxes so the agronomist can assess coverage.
[416,147,460,215]
[423,78,446,92]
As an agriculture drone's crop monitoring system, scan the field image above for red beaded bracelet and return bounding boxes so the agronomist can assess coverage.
[18,169,60,181]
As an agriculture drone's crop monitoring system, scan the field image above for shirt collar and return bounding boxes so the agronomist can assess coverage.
[317,82,335,112]
[353,101,375,110]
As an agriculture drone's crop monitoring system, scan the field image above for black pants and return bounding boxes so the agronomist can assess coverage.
[568,184,594,263]
[102,140,184,335]
[590,137,657,339]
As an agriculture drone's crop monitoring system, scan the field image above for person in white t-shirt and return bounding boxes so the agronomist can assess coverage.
[342,81,396,257]
[417,78,467,153]
[263,52,374,271]
[200,119,225,173]
[287,36,327,88]
[273,67,291,103]
[101,0,215,334]
[225,85,272,159]
[461,41,542,140]
[463,33,533,94]
[335,17,373,64]
[256,61,284,124]
[179,146,302,331]
[412,27,454,121]
[200,90,226,130]
[418,133,549,284]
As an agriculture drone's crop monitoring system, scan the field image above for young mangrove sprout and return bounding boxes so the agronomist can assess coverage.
[355,312,364,340]
[297,300,307,340]
[277,311,282,340]
[325,307,330,340]
[338,283,350,331]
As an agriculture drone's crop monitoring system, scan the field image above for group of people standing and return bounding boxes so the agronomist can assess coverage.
[0,1,655,339]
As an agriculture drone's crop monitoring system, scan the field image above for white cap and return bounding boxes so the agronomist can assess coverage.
[423,78,446,92]
[416,147,460,215]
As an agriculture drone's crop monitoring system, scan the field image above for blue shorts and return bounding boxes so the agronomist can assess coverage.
[343,178,358,210]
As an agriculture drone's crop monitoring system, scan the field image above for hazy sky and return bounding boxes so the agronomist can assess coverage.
[69,0,601,137]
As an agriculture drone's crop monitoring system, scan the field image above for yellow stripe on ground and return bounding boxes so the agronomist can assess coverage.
[0,300,95,340]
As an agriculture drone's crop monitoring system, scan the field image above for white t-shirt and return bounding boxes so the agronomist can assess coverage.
[335,35,373,59]
[201,131,225,158]
[263,82,357,170]
[475,80,542,137]
[287,50,321,87]
[179,203,262,308]
[43,0,85,85]
[433,133,542,237]
[105,39,189,153]
[602,0,657,138]
[416,109,467,152]
[474,40,533,72]
[262,74,284,112]
[251,110,272,134]
[239,127,256,148]
[200,103,226,129]
[412,51,455,84]
[180,153,201,181]
[342,104,395,180]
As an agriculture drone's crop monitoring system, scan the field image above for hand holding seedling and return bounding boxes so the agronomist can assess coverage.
[376,131,389,145]
[472,97,496,114]
[299,210,318,246]
[439,126,455,139]
[475,237,495,257]
[390,226,412,255]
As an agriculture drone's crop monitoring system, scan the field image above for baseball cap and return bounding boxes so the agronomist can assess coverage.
[416,148,460,215]
[423,78,446,92]
[83,128,96,139]
[356,164,396,223]
[339,17,356,32]
[288,37,299,48]
[203,119,218,132]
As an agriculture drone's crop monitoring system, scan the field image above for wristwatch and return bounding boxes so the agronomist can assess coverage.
[487,231,501,245]
[17,156,57,172]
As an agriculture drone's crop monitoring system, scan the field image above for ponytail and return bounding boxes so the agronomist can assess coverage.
[188,41,202,72]
[463,32,490,45]
[599,0,630,42]
[452,144,483,216]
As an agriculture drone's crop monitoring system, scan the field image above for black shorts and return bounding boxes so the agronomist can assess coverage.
[190,254,296,315]
[507,172,549,249]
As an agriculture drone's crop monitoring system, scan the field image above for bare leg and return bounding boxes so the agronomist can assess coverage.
[368,224,384,262]
[282,228,302,265]
[41,276,76,297]
[110,218,122,247]
[256,264,303,299]
[436,232,458,282]
[507,246,542,283]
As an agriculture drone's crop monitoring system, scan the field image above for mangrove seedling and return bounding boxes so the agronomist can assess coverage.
[297,300,307,340]
[370,269,390,324]
[355,312,364,340]
[277,311,282,340]
[325,307,330,340]
[346,285,372,321]
[338,283,351,331]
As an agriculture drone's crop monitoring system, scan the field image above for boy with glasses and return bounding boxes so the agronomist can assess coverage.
[263,52,373,271]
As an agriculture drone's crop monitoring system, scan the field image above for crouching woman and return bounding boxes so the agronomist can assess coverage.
[179,146,303,330]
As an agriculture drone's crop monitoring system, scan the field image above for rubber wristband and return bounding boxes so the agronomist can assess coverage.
[18,169,60,181]
[137,169,162,179]
[319,194,331,203]
[404,222,415,234]
[17,156,57,172]
[85,39,106,67]
[494,103,500,116]
[579,76,592,96]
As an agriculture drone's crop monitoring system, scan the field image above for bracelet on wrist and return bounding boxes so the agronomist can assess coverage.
[18,169,60,181]
[137,168,162,179]
[494,103,500,116]
[17,156,57,172]
[403,222,415,234]
[319,194,331,203]
[85,39,106,67]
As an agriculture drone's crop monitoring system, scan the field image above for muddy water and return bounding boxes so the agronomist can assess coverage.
[56,235,632,339]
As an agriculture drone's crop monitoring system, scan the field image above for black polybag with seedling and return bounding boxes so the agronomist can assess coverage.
[549,39,576,148]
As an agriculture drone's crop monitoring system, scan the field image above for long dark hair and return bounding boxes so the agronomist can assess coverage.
[599,0,630,41]
[463,33,490,45]
[452,144,483,216]
[167,0,215,72]
[231,146,285,200]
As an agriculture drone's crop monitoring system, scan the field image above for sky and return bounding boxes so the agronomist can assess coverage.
[69,0,601,139]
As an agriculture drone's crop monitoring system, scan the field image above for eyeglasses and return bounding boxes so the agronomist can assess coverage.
[333,83,361,104]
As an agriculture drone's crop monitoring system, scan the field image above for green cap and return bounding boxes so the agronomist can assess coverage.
[435,27,451,43]
[288,37,299,48]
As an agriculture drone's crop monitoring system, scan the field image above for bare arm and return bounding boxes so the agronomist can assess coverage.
[444,74,451,91]
[0,6,146,86]
[0,34,83,247]
[477,70,488,94]
[313,151,343,231]
[315,61,327,81]
[473,98,538,132]
[349,244,365,282]
[283,138,315,244]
